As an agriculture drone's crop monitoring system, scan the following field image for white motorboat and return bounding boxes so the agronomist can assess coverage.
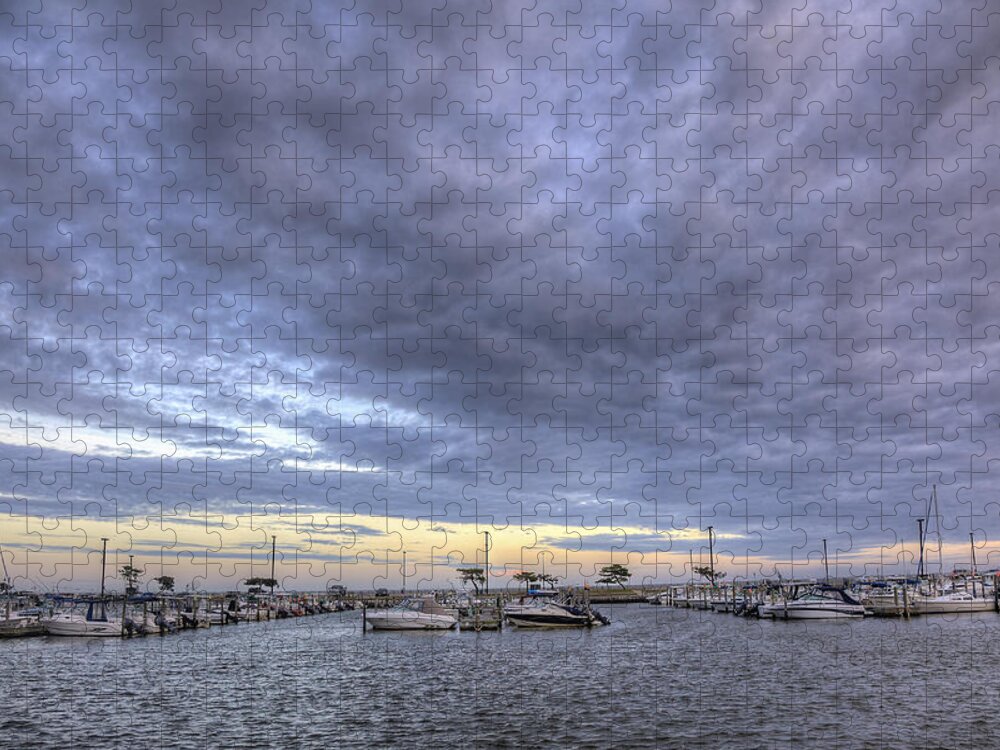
[759,585,866,620]
[503,594,609,628]
[909,590,995,615]
[365,596,458,631]
[40,601,122,637]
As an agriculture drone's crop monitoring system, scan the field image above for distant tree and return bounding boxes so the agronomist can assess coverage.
[597,564,632,589]
[537,573,560,590]
[154,575,175,593]
[457,567,486,595]
[693,566,726,585]
[513,571,539,593]
[0,581,12,594]
[121,564,142,597]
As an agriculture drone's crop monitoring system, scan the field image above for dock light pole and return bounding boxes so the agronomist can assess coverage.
[402,551,407,594]
[916,519,925,578]
[270,535,276,597]
[822,539,829,583]
[484,531,491,595]
[99,538,109,599]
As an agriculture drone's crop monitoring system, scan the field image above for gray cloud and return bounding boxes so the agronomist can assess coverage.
[1,1,999,583]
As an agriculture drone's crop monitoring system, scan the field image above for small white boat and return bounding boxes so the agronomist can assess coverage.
[647,590,681,606]
[134,610,179,632]
[236,606,260,621]
[759,585,865,620]
[366,596,458,631]
[205,607,238,625]
[41,601,122,637]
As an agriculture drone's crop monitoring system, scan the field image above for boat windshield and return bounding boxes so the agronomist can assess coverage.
[800,587,860,605]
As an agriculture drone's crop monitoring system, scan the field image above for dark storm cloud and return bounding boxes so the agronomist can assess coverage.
[2,0,1000,575]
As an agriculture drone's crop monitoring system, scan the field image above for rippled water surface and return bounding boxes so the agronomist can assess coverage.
[3,604,1000,748]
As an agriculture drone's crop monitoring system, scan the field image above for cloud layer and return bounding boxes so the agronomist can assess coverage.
[2,1,999,587]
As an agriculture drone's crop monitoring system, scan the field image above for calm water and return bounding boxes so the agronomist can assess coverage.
[2,604,999,749]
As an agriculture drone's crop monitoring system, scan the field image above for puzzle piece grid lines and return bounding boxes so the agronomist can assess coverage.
[0,0,999,589]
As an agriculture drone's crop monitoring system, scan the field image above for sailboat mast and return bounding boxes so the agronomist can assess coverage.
[933,485,943,576]
[99,537,108,599]
[916,519,925,578]
[970,531,977,575]
[822,538,830,583]
[0,539,10,587]
[707,526,715,586]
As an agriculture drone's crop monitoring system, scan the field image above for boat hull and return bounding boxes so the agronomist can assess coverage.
[759,604,864,620]
[506,614,595,628]
[910,599,995,615]
[866,593,996,616]
[366,612,456,631]
[42,618,122,636]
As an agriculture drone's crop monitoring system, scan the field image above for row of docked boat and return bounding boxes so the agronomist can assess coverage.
[863,581,995,616]
[364,590,610,631]
[0,595,358,638]
[2,588,608,637]
[651,584,869,620]
[648,576,998,620]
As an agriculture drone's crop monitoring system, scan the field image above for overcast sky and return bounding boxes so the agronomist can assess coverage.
[2,1,1000,590]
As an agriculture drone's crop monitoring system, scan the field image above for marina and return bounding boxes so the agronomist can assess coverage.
[5,567,1000,642]
[3,600,999,748]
